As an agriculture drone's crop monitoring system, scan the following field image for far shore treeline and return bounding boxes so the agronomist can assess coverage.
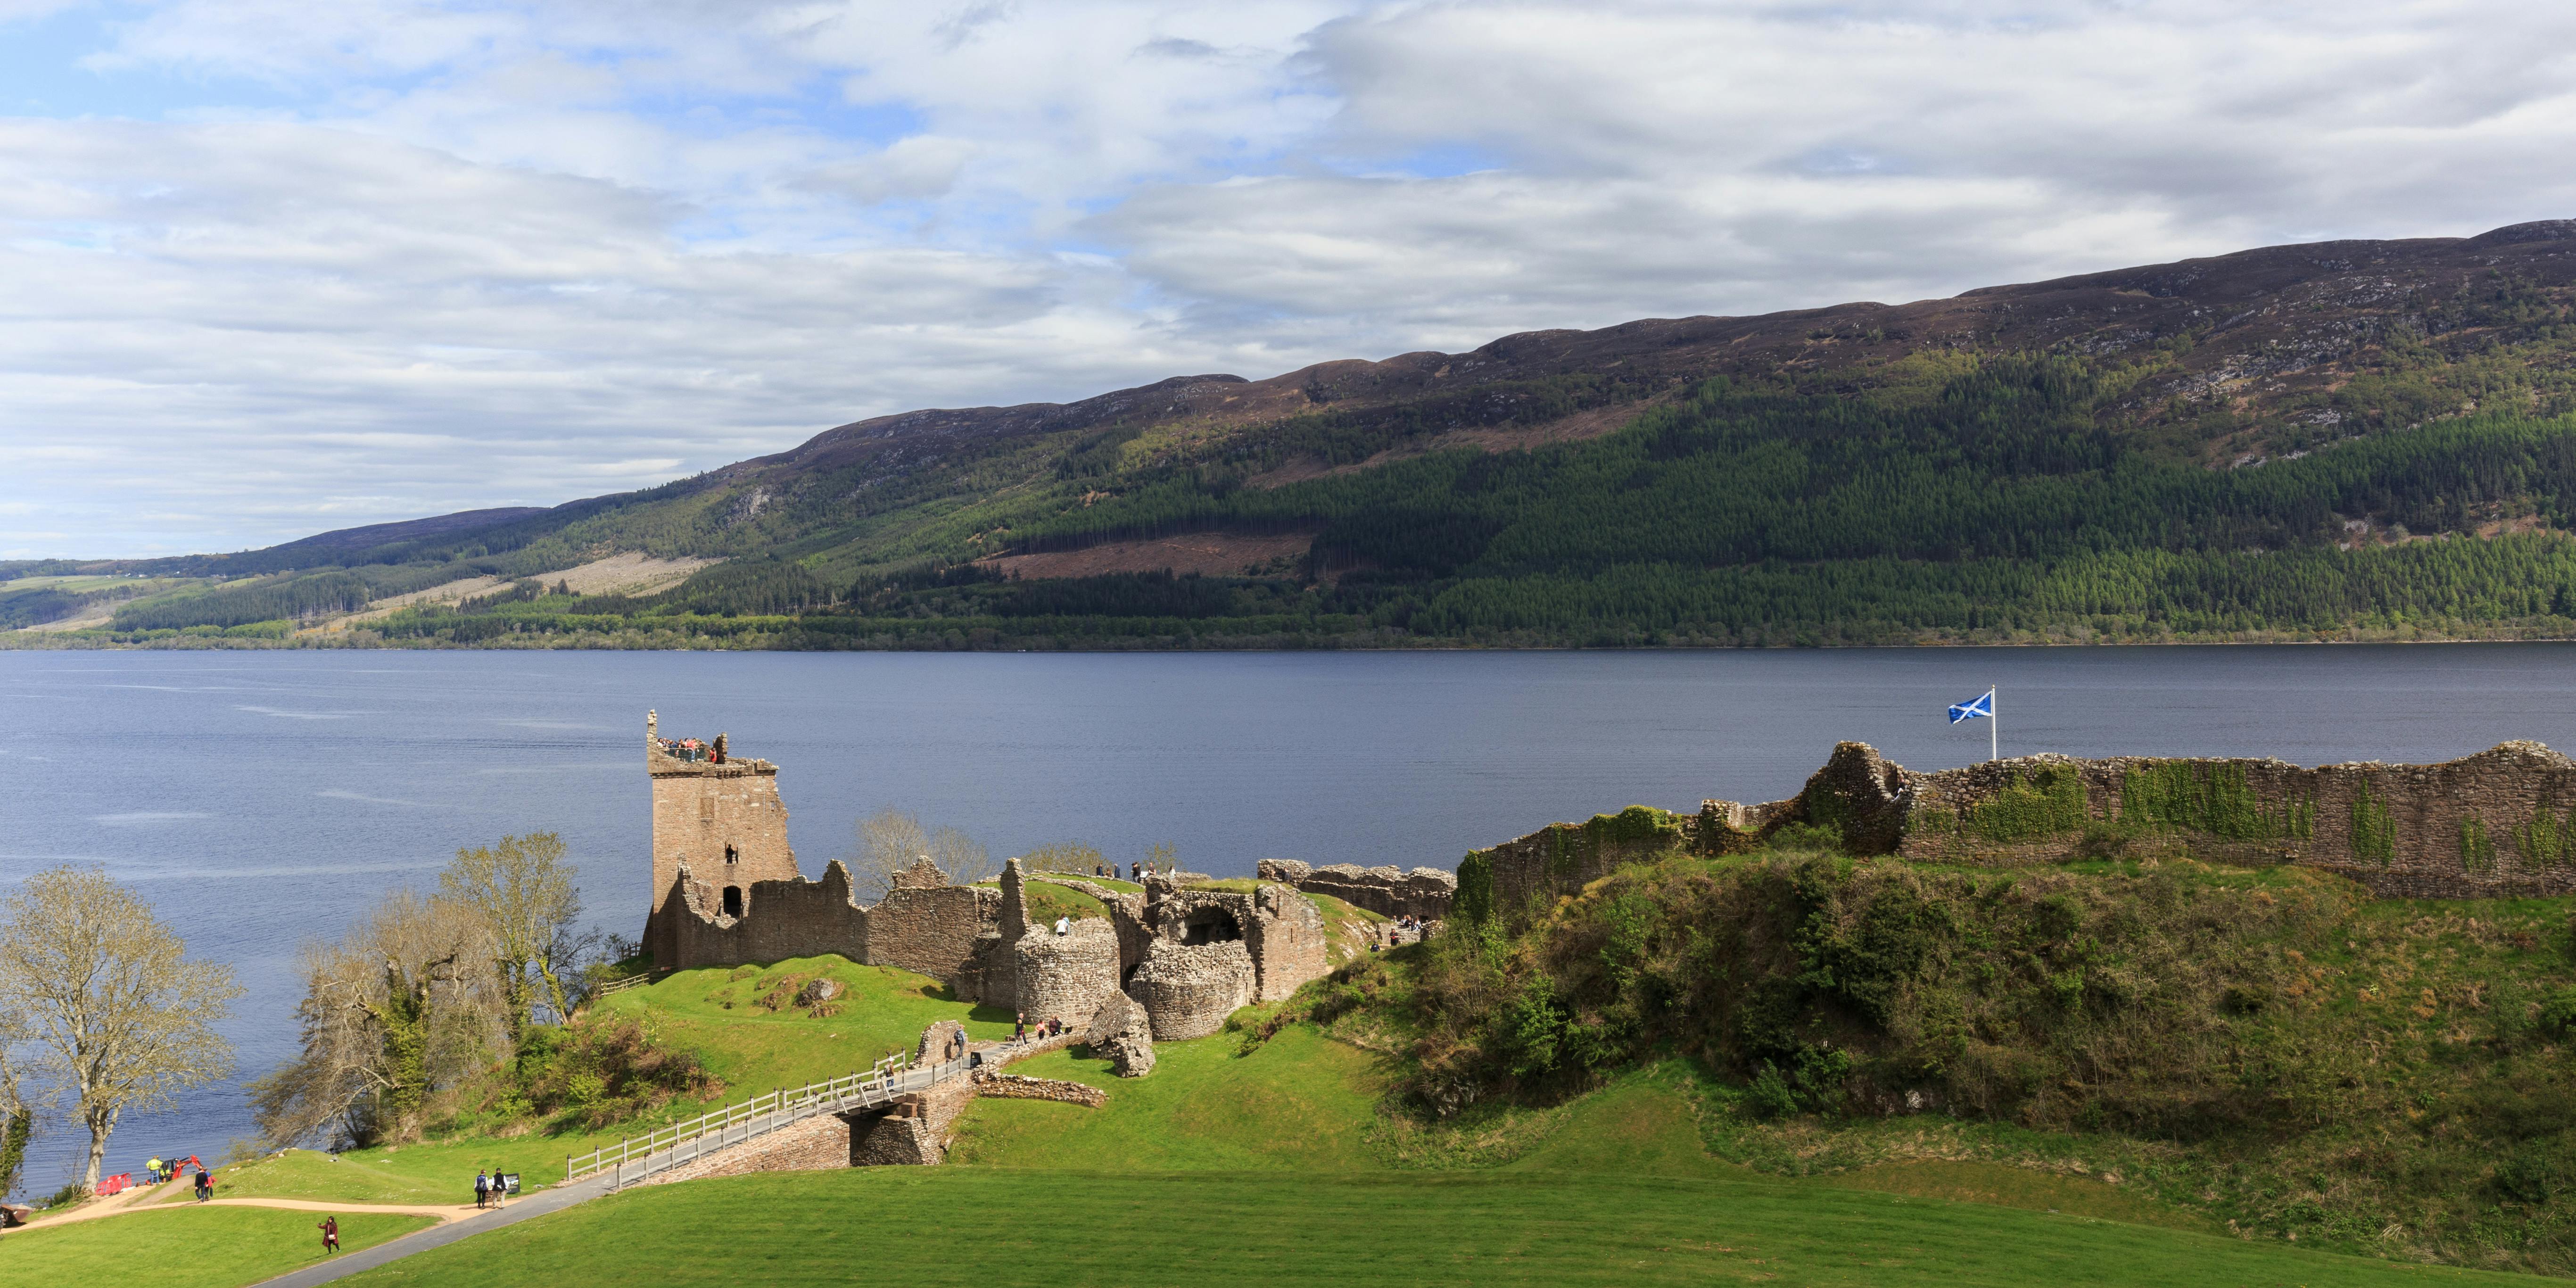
[27,383,2576,650]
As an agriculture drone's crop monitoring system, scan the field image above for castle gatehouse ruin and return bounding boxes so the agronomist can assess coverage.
[638,712,1330,1041]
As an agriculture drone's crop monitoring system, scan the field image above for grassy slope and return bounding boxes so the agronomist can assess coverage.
[204,957,995,1205]
[948,1024,1382,1171]
[170,882,2576,1284]
[159,928,2559,1286]
[331,1045,2530,1288]
[1343,844,2576,1273]
[0,1208,433,1288]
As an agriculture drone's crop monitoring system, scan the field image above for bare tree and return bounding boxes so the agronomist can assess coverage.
[248,890,504,1149]
[0,866,240,1190]
[1019,841,1105,875]
[441,832,583,1042]
[930,825,994,886]
[849,809,996,898]
[850,807,927,901]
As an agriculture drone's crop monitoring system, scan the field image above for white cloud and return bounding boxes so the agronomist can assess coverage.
[3,0,2575,555]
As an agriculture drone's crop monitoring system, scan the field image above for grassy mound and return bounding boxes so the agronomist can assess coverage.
[1277,846,2576,1273]
[0,1207,433,1288]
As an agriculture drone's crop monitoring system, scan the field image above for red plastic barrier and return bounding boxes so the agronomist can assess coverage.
[98,1173,132,1197]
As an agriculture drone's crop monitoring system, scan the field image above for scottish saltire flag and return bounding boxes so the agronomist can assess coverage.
[1948,689,1994,724]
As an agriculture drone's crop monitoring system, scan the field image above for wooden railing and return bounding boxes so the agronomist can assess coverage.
[587,969,668,1000]
[564,1049,974,1190]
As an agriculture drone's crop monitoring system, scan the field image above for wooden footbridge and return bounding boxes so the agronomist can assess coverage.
[564,1035,1047,1190]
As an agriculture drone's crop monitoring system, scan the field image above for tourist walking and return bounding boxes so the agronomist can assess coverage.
[475,1170,489,1209]
[193,1168,211,1202]
[318,1215,340,1254]
[1013,1012,1025,1041]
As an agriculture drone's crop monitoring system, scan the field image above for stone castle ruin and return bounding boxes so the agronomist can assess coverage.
[1469,740,2576,909]
[1255,859,1454,921]
[639,712,1331,1049]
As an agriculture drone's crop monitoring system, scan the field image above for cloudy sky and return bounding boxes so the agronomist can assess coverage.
[4,0,2572,557]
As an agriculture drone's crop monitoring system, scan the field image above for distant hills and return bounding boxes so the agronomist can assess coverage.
[16,219,2576,648]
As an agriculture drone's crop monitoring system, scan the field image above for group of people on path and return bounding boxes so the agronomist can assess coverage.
[1010,1012,1066,1042]
[143,1155,213,1202]
[1373,913,1432,951]
[310,1165,507,1259]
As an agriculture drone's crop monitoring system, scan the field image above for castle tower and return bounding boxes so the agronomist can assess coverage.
[645,710,801,943]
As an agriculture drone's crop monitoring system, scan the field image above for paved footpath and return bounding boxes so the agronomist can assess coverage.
[248,1176,616,1288]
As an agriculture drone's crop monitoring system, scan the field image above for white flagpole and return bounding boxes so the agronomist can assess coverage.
[1989,686,1998,762]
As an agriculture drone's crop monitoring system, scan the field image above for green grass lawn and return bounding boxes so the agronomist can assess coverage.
[146,1146,561,1208]
[949,1024,1383,1171]
[0,1207,433,1288]
[204,956,995,1206]
[329,1165,2530,1288]
[594,955,1007,1089]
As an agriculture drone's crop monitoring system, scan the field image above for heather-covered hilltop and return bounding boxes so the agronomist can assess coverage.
[25,221,2576,649]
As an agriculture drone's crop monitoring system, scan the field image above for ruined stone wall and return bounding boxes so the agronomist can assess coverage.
[1086,991,1155,1077]
[1012,918,1121,1028]
[1128,940,1254,1041]
[1474,809,1696,913]
[917,1020,968,1063]
[646,857,1006,993]
[1242,884,1328,1003]
[971,1073,1108,1108]
[867,884,1002,982]
[1468,740,2576,910]
[1894,740,2576,899]
[645,710,798,933]
[649,861,875,970]
[1257,860,1456,920]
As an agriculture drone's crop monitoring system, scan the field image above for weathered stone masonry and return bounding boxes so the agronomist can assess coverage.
[1256,859,1455,920]
[638,712,1331,1029]
[645,710,799,934]
[1473,740,2576,907]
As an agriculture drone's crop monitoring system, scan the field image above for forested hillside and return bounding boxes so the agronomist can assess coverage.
[17,220,2576,649]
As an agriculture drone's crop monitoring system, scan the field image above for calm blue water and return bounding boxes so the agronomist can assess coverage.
[7,644,2576,1191]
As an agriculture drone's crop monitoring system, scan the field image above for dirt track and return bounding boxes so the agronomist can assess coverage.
[33,1182,479,1227]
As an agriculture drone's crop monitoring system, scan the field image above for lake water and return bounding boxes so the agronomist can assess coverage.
[8,643,2576,1191]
